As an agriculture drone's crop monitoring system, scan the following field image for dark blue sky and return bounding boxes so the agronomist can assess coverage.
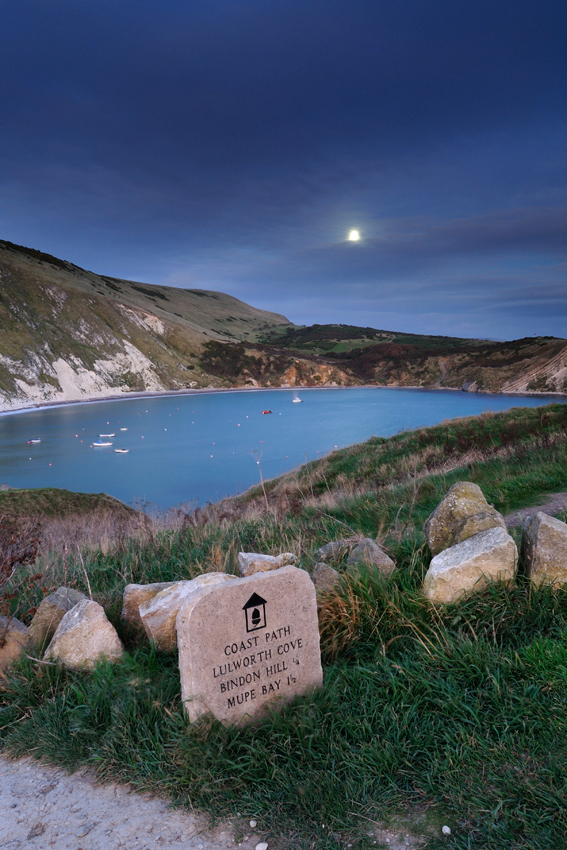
[1,0,566,339]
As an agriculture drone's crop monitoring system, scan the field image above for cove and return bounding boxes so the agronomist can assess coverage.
[0,388,561,510]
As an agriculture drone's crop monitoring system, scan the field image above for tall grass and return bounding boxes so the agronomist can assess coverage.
[1,403,567,848]
[4,546,567,848]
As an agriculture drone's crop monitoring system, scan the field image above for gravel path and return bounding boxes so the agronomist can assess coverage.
[0,755,261,850]
[505,492,567,527]
[0,754,435,849]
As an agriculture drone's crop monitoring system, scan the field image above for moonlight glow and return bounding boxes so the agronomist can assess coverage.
[348,229,360,241]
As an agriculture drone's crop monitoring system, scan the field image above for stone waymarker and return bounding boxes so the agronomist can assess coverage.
[177,565,323,725]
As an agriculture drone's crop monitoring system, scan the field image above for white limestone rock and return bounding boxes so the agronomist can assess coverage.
[27,586,87,653]
[423,526,518,604]
[346,539,396,577]
[44,599,124,671]
[424,481,506,556]
[0,616,28,679]
[237,552,296,577]
[121,581,178,631]
[139,573,236,652]
[311,562,342,592]
[316,539,352,563]
[521,512,567,586]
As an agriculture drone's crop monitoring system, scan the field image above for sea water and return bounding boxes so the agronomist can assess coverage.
[0,388,561,509]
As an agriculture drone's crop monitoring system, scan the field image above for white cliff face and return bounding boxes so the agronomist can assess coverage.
[117,304,166,336]
[0,341,167,412]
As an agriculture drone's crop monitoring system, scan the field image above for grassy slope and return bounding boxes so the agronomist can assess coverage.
[3,239,567,400]
[234,402,567,532]
[259,324,567,394]
[0,240,291,397]
[259,323,488,355]
[0,239,289,343]
[0,487,136,519]
[2,404,567,849]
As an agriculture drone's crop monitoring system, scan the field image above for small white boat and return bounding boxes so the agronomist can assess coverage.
[120,428,128,431]
[115,448,129,453]
[292,396,303,403]
[28,439,41,444]
[100,433,115,437]
[93,441,113,447]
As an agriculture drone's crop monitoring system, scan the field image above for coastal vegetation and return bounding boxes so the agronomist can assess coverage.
[2,403,567,848]
[1,239,566,412]
[258,324,567,393]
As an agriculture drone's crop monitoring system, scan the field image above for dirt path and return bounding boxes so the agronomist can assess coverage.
[0,753,437,850]
[0,755,262,850]
[505,492,567,527]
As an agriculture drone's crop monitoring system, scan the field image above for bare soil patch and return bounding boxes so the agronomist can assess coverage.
[0,755,262,850]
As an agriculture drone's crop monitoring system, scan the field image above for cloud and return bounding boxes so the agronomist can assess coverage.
[1,1,566,339]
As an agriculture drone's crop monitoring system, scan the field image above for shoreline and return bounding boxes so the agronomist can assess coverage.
[1,382,566,418]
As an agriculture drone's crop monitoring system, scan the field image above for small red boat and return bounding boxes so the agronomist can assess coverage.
[262,410,273,414]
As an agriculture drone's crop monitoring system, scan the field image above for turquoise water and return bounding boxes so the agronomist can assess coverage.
[0,388,560,509]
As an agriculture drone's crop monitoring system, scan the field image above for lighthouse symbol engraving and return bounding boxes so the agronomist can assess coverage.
[243,592,267,633]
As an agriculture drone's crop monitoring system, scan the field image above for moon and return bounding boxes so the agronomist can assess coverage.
[348,229,360,241]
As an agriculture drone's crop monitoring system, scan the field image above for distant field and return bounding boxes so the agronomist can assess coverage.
[258,322,493,356]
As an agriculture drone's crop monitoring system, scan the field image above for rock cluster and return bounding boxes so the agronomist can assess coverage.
[423,481,567,603]
[4,499,566,694]
[1,547,303,678]
[312,536,395,592]
[424,481,506,556]
[2,593,124,677]
[423,483,517,603]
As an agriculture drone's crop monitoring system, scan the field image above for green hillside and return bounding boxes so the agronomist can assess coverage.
[3,404,567,848]
[0,239,292,407]
[1,239,566,411]
[259,323,567,393]
[0,487,136,519]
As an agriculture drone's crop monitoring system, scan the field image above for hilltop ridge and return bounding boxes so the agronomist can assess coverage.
[0,239,298,411]
[1,239,566,412]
